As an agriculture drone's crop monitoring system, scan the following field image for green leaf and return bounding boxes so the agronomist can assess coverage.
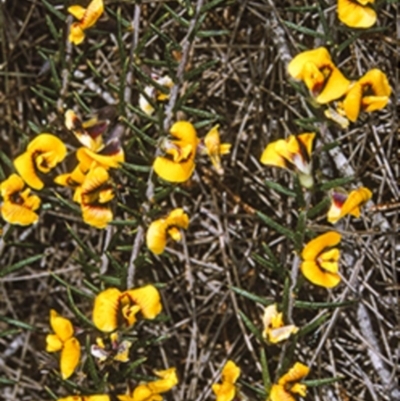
[123,357,148,379]
[319,176,354,191]
[297,312,330,337]
[304,376,344,387]
[0,254,43,278]
[294,300,356,309]
[230,286,273,306]
[67,287,96,328]
[263,180,297,197]
[0,316,36,331]
[307,197,330,219]
[283,20,326,38]
[257,211,296,242]
[260,348,271,392]
[238,310,263,343]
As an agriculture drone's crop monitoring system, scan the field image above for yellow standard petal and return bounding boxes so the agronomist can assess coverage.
[49,309,74,343]
[221,360,240,384]
[46,334,63,353]
[125,285,162,320]
[301,231,341,261]
[337,0,377,29]
[278,362,310,386]
[269,384,296,401]
[60,337,81,380]
[92,288,122,332]
[14,134,67,190]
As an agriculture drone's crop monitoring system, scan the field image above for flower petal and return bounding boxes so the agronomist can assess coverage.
[301,231,341,261]
[46,334,63,352]
[338,0,377,28]
[60,337,81,379]
[125,285,162,320]
[146,219,168,255]
[148,368,178,393]
[49,309,74,342]
[301,260,341,288]
[221,360,240,384]
[278,362,310,385]
[269,384,296,401]
[92,288,122,332]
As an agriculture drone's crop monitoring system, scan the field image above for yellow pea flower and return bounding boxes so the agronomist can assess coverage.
[268,362,309,401]
[153,121,199,183]
[0,174,41,226]
[73,166,114,229]
[341,69,391,122]
[212,360,241,401]
[68,0,104,45]
[117,368,178,401]
[200,125,231,175]
[92,285,162,333]
[146,208,189,255]
[301,232,342,288]
[260,133,315,188]
[288,47,350,104]
[14,134,67,190]
[337,0,376,29]
[327,187,372,224]
[262,304,298,344]
[46,310,81,380]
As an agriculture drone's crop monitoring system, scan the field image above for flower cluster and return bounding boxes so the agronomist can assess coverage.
[288,47,391,127]
[212,360,241,401]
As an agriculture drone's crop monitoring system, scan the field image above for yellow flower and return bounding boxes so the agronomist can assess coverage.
[262,304,298,344]
[117,367,178,401]
[301,232,342,288]
[340,69,391,122]
[46,310,81,380]
[288,47,350,104]
[14,133,67,190]
[337,0,376,29]
[212,360,240,401]
[200,125,231,175]
[268,362,309,401]
[139,74,174,116]
[72,166,114,229]
[327,187,372,224]
[146,208,189,255]
[0,174,41,226]
[65,109,109,152]
[153,121,199,183]
[68,0,104,45]
[58,396,110,401]
[92,285,162,332]
[260,133,315,188]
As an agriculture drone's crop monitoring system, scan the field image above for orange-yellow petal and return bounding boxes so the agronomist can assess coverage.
[212,382,236,401]
[169,121,199,148]
[338,0,377,29]
[153,155,195,183]
[269,384,296,401]
[165,208,189,229]
[315,66,351,104]
[14,134,67,190]
[301,260,341,288]
[0,174,24,199]
[49,309,74,343]
[125,285,162,320]
[148,368,178,393]
[278,362,310,385]
[301,231,341,261]
[67,5,86,19]
[60,337,81,380]
[77,146,124,170]
[146,219,169,255]
[81,203,113,229]
[93,288,122,332]
[0,201,40,226]
[46,334,63,352]
[221,360,240,384]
